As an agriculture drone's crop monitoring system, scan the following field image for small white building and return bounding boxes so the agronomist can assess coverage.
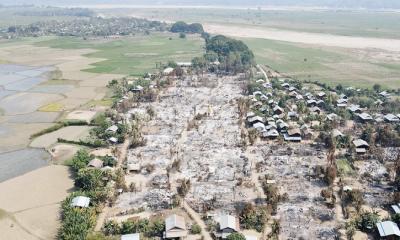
[253,122,266,132]
[353,139,369,154]
[376,221,400,239]
[163,67,175,75]
[216,215,239,239]
[107,125,118,133]
[71,196,90,208]
[164,214,187,239]
[358,112,373,122]
[248,116,264,124]
[385,114,400,123]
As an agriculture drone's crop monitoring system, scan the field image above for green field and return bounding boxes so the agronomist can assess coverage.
[112,8,400,39]
[242,37,400,89]
[35,33,204,76]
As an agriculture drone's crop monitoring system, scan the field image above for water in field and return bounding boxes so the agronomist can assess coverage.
[30,84,75,94]
[0,64,59,182]
[8,112,60,123]
[0,148,50,182]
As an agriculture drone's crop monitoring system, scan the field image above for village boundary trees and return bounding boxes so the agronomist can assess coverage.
[170,21,204,34]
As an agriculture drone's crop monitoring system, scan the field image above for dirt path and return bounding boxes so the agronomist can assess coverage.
[182,200,213,240]
[257,64,269,83]
[95,137,130,231]
[117,138,131,168]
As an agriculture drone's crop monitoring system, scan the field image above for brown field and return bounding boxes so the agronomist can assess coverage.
[0,165,74,240]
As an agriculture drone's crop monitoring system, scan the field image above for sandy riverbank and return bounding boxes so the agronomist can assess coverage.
[204,23,400,52]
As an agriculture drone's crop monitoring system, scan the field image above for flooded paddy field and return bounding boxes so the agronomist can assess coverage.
[0,92,63,115]
[0,64,63,182]
[7,112,60,124]
[0,148,50,182]
[30,84,75,94]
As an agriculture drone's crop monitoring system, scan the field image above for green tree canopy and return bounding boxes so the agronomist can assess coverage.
[171,21,204,34]
[227,232,246,240]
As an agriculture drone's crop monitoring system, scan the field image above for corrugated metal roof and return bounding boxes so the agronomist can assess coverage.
[353,139,369,148]
[165,214,186,232]
[392,205,400,214]
[71,196,90,208]
[376,221,400,237]
[219,215,238,231]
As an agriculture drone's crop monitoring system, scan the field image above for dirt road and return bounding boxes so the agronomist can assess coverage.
[182,200,213,240]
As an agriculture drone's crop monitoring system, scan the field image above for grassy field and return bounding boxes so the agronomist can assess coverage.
[114,8,400,39]
[35,33,204,76]
[243,37,400,89]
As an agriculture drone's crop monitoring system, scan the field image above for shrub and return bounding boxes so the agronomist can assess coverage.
[71,149,93,172]
[356,211,380,232]
[103,220,121,236]
[75,168,105,192]
[226,232,246,240]
[191,224,202,234]
[58,207,96,240]
[238,203,267,232]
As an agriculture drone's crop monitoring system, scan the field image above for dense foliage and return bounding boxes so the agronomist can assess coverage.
[170,21,204,34]
[59,150,111,240]
[226,232,246,240]
[192,35,255,73]
[103,218,165,237]
[238,203,267,232]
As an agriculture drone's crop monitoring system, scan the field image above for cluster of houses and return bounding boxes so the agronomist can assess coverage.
[245,79,324,143]
[246,78,399,154]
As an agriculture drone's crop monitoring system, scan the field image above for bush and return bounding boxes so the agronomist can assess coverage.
[238,203,267,232]
[191,224,202,234]
[71,149,93,172]
[58,138,107,148]
[227,232,246,240]
[170,21,204,34]
[58,207,96,240]
[356,211,380,232]
[75,168,105,192]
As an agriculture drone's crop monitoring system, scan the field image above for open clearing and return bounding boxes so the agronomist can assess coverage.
[65,110,97,122]
[0,165,74,240]
[241,37,400,89]
[118,7,400,39]
[116,7,400,89]
[30,125,92,149]
[205,23,400,52]
[49,144,82,164]
[35,33,205,76]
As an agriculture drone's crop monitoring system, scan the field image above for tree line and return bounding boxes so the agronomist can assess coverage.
[191,34,255,74]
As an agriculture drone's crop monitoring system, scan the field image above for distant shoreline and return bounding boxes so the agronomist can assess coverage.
[66,5,400,13]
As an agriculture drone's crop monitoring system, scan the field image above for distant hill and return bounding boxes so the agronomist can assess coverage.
[2,0,400,9]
